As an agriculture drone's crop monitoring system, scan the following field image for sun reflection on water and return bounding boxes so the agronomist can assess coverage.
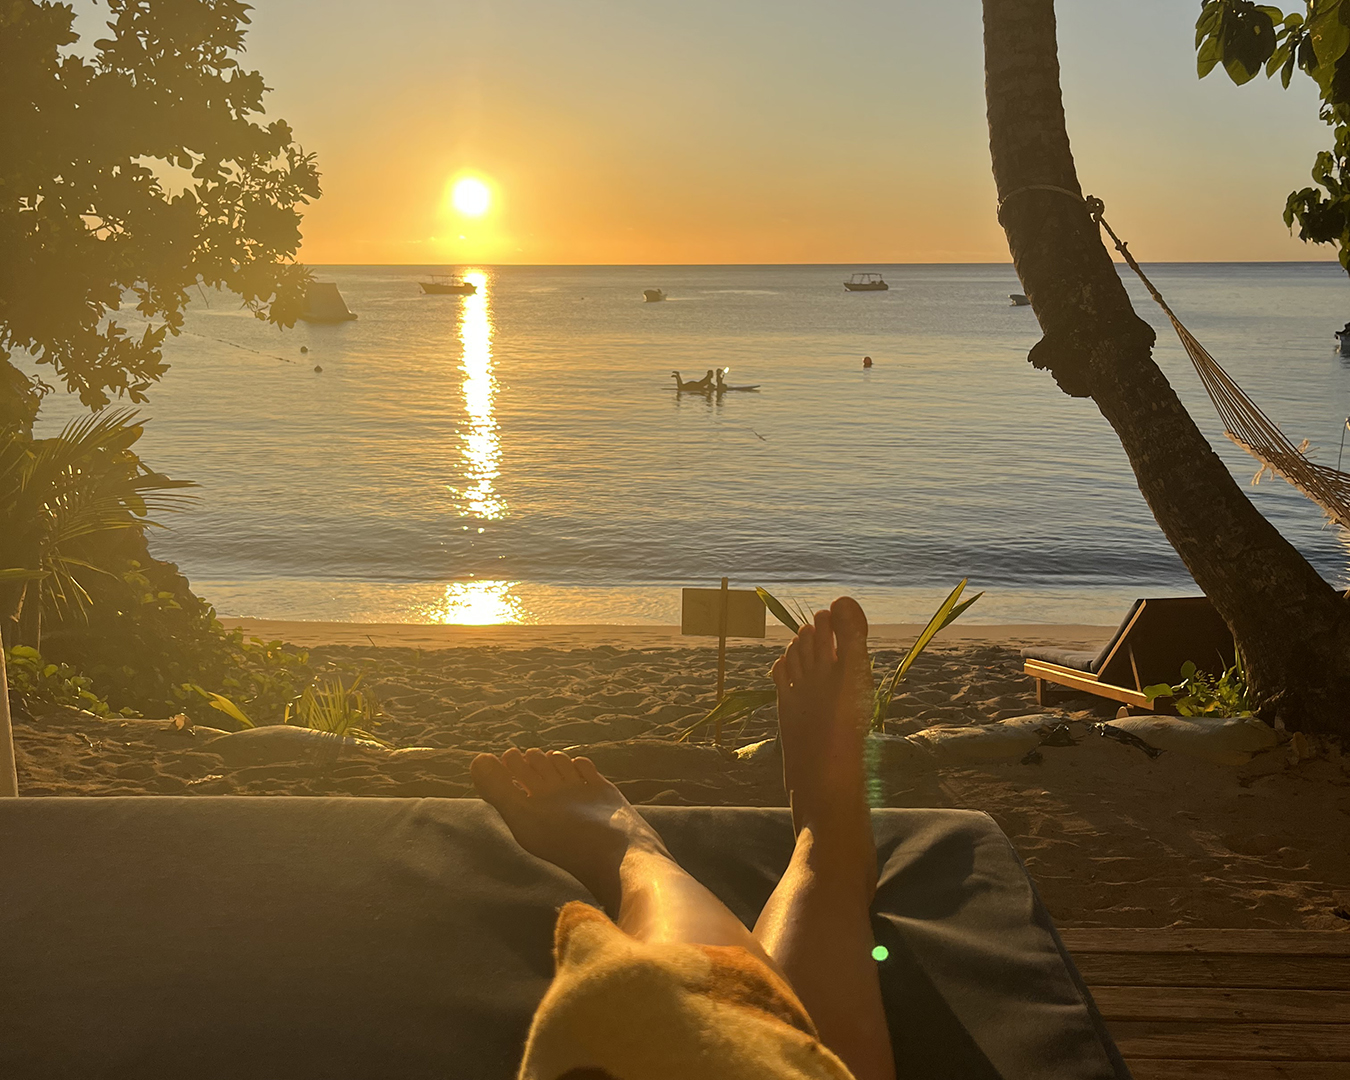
[457,270,505,520]
[423,580,525,624]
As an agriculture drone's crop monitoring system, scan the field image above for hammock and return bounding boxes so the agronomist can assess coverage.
[998,184,1350,532]
[1087,201,1350,531]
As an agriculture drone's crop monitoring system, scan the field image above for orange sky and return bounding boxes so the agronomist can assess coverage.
[232,1,1340,265]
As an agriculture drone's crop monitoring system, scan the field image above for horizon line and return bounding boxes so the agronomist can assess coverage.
[295,259,1346,268]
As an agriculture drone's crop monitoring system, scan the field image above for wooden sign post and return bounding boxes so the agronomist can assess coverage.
[681,579,767,741]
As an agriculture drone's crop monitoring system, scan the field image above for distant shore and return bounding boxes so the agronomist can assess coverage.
[218,619,1116,650]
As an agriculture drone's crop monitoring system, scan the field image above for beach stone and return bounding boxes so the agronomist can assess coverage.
[1104,715,1279,767]
[865,733,933,772]
[903,715,1055,765]
[205,726,388,767]
[734,737,780,763]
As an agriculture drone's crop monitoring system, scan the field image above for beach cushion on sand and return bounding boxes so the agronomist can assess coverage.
[0,798,1129,1080]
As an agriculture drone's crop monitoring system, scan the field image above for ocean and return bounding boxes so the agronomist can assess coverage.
[28,263,1350,625]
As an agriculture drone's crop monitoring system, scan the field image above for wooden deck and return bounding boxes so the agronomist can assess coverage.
[1060,929,1350,1080]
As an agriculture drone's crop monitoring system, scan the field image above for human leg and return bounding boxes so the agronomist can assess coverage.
[470,746,782,971]
[754,597,896,1080]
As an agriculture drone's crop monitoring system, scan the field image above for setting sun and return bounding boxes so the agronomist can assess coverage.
[451,177,491,218]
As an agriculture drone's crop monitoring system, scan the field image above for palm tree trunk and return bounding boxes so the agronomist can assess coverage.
[983,0,1350,734]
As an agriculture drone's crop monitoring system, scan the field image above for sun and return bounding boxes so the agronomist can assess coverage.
[451,177,491,218]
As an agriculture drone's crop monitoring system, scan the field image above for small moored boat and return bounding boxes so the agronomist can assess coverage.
[1010,293,1030,306]
[420,275,477,295]
[644,288,666,303]
[844,272,889,292]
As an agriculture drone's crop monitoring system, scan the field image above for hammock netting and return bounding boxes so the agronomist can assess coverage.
[1096,205,1350,533]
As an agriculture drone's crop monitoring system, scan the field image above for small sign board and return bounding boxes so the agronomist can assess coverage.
[681,588,766,638]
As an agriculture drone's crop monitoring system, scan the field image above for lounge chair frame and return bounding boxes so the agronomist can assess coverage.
[1024,597,1235,712]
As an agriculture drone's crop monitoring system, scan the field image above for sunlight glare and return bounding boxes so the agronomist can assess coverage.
[452,177,491,218]
[457,270,505,520]
[424,580,523,624]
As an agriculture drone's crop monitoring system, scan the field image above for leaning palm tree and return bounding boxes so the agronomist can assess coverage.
[0,410,195,648]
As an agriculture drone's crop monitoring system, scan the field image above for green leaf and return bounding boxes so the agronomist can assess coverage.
[1141,683,1176,703]
[755,587,801,633]
[872,580,981,728]
[203,690,255,728]
[1198,32,1224,78]
[677,688,778,742]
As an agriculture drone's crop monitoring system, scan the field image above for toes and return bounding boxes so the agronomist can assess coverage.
[813,608,836,668]
[573,756,609,788]
[796,623,817,673]
[830,595,869,657]
[501,747,542,794]
[524,747,563,791]
[771,656,790,691]
[784,637,805,684]
[471,753,527,811]
[548,751,583,784]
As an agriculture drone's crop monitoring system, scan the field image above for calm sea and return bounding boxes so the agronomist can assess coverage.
[29,263,1350,624]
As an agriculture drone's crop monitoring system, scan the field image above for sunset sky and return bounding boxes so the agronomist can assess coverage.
[223,0,1335,265]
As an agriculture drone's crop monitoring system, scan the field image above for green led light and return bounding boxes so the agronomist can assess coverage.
[871,945,889,962]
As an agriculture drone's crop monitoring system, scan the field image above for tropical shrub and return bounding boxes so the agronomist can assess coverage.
[3,645,124,717]
[1144,658,1253,718]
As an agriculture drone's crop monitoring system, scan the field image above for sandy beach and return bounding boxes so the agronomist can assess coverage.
[11,621,1349,931]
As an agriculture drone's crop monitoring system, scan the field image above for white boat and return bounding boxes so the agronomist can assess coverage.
[420,275,477,295]
[844,272,888,292]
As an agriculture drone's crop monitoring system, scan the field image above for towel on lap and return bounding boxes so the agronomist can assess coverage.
[520,901,854,1080]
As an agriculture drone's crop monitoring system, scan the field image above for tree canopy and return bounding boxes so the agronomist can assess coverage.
[1196,0,1350,269]
[0,0,320,433]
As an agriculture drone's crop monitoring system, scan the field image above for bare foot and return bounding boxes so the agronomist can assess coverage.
[770,598,877,881]
[471,747,669,912]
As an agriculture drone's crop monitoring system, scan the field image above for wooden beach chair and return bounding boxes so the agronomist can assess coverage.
[1022,596,1235,711]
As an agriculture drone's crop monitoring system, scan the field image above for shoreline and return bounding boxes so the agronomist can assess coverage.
[219,618,1116,650]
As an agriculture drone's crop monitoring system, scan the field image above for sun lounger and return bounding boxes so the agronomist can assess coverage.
[0,797,1129,1079]
[1022,596,1235,710]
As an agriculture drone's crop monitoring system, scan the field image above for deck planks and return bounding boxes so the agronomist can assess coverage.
[1060,928,1350,1078]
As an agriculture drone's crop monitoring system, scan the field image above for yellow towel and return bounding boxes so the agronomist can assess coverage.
[519,901,857,1080]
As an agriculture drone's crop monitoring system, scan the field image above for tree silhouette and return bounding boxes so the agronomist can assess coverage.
[0,0,320,433]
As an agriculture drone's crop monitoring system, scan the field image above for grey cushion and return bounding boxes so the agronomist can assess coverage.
[0,798,1129,1080]
[1019,646,1102,672]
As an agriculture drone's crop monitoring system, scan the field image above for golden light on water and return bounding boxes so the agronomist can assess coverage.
[425,580,524,624]
[457,270,505,520]
[451,177,492,218]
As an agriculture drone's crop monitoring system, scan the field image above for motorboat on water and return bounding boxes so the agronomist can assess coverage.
[644,288,667,302]
[1336,323,1350,349]
[420,275,477,295]
[844,272,889,292]
[1010,293,1030,306]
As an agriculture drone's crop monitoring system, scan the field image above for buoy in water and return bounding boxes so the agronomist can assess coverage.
[314,365,323,373]
[300,346,309,354]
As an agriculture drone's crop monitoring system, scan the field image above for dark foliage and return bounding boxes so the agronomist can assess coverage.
[0,0,321,432]
[1196,1,1350,270]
